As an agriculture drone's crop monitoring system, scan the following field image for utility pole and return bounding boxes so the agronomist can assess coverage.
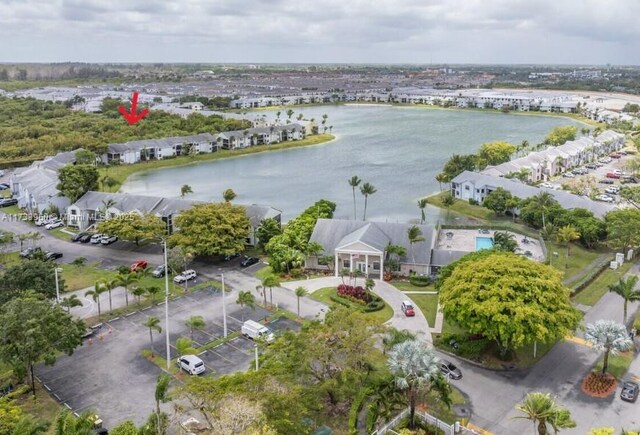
[221,273,227,338]
[54,267,62,303]
[163,238,171,370]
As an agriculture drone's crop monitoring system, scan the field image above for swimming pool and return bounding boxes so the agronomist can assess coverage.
[475,236,494,251]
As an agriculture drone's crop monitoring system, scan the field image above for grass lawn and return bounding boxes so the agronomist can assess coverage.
[16,382,62,424]
[0,204,22,215]
[425,191,493,221]
[254,265,273,282]
[572,261,635,306]
[390,280,435,292]
[546,241,605,282]
[48,227,73,241]
[310,286,394,324]
[0,189,11,198]
[101,134,335,191]
[0,251,20,267]
[595,351,634,379]
[407,293,439,328]
[60,261,114,291]
[422,387,467,425]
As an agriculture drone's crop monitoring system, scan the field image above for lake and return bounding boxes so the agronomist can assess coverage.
[120,105,583,222]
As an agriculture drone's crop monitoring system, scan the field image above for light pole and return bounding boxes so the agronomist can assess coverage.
[255,344,259,370]
[221,273,227,338]
[163,238,171,370]
[54,267,62,303]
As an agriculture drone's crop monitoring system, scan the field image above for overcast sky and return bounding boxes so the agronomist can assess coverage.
[1,0,638,64]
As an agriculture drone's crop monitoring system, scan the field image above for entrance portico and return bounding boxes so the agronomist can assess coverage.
[334,240,384,280]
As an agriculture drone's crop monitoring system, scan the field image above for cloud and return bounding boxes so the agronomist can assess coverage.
[0,0,637,63]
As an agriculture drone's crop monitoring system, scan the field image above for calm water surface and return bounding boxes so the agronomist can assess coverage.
[121,106,582,222]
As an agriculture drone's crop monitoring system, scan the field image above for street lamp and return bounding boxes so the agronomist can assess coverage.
[163,237,171,370]
[54,267,63,304]
[220,272,227,338]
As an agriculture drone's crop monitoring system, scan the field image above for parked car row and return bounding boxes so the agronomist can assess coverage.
[70,232,118,245]
[19,247,63,260]
[0,197,18,208]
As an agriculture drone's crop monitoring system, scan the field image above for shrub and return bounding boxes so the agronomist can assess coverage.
[468,198,479,206]
[409,275,432,287]
[363,296,385,313]
[329,295,351,308]
[337,284,371,302]
[289,268,303,279]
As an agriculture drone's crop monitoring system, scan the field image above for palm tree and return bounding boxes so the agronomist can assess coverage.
[256,284,267,307]
[236,290,256,321]
[348,175,362,220]
[294,286,307,318]
[556,225,580,257]
[176,337,196,356]
[154,374,171,433]
[28,231,42,248]
[608,276,640,323]
[60,294,83,313]
[18,232,30,251]
[132,286,146,305]
[532,192,556,230]
[180,184,193,198]
[222,188,236,202]
[145,285,161,301]
[417,198,428,224]
[262,274,281,308]
[286,109,294,119]
[387,339,444,428]
[584,320,633,375]
[492,231,518,252]
[407,225,425,265]
[144,316,162,357]
[435,172,449,191]
[185,315,205,341]
[103,278,119,313]
[116,271,138,307]
[513,392,576,435]
[360,182,377,221]
[85,280,107,318]
[54,410,96,435]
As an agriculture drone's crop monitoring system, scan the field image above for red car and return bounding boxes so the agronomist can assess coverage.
[401,301,415,317]
[606,172,621,179]
[130,260,148,272]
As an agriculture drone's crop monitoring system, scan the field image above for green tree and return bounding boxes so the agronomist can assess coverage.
[53,410,99,435]
[360,182,377,221]
[236,291,256,322]
[171,202,250,256]
[387,339,450,428]
[74,149,97,165]
[294,286,307,318]
[492,231,518,252]
[605,209,640,253]
[544,125,577,146]
[255,218,281,250]
[262,274,281,308]
[185,315,206,341]
[514,392,576,435]
[532,192,557,230]
[417,198,428,224]
[476,141,516,169]
[153,374,171,435]
[441,154,476,180]
[286,109,294,119]
[584,320,633,375]
[435,172,450,191]
[556,225,580,257]
[482,187,512,215]
[608,276,640,323]
[0,259,64,305]
[109,420,139,435]
[0,293,85,396]
[60,294,83,313]
[85,280,107,318]
[56,164,99,203]
[348,175,362,220]
[407,225,425,265]
[180,184,193,198]
[620,186,640,209]
[441,192,455,207]
[223,188,237,202]
[97,212,166,246]
[132,286,147,305]
[176,337,197,357]
[143,316,162,357]
[115,271,139,307]
[439,251,580,358]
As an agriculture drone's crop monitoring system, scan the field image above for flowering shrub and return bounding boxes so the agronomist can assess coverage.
[337,284,371,302]
[581,372,617,398]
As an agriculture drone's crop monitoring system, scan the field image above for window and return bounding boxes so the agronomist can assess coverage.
[71,209,77,215]
[465,186,470,190]
[372,261,380,271]
[343,259,350,268]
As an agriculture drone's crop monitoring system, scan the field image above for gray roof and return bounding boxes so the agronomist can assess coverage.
[430,249,469,267]
[72,191,165,214]
[310,219,435,265]
[452,171,615,218]
[244,204,282,227]
[108,133,216,154]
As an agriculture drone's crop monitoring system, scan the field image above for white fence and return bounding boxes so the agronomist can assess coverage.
[370,407,479,435]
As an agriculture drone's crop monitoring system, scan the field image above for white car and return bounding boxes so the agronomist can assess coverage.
[100,235,118,245]
[35,216,53,227]
[540,182,554,189]
[599,157,613,164]
[596,194,614,203]
[177,355,205,375]
[562,172,575,178]
[90,233,104,244]
[45,219,64,230]
[605,186,619,194]
[173,269,197,284]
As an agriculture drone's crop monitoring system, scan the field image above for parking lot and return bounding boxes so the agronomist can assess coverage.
[35,286,300,428]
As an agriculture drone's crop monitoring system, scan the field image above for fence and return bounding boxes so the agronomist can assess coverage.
[370,407,479,435]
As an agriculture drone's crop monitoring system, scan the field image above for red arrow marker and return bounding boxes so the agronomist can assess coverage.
[118,91,150,125]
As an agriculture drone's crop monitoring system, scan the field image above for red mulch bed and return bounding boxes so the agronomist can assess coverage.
[581,371,617,397]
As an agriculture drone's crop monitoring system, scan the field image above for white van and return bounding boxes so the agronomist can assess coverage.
[241,320,275,344]
[177,355,205,375]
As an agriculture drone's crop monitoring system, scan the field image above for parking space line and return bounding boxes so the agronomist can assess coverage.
[225,340,251,355]
[125,311,139,317]
[209,348,234,363]
[64,403,72,410]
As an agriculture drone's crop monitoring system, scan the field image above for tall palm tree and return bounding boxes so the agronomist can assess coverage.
[185,315,205,341]
[294,286,307,318]
[154,374,171,433]
[60,294,83,313]
[407,226,425,265]
[223,188,236,202]
[584,320,633,375]
[54,410,96,435]
[387,339,444,428]
[18,232,30,251]
[144,316,162,357]
[28,231,42,248]
[176,337,196,357]
[180,184,192,198]
[360,182,377,221]
[532,192,556,230]
[348,175,362,220]
[236,290,256,321]
[255,284,267,307]
[116,271,138,307]
[608,276,640,323]
[132,286,146,305]
[555,225,580,257]
[435,172,449,191]
[513,392,575,435]
[262,274,281,308]
[85,280,107,318]
[103,278,119,313]
[417,198,428,224]
[492,231,518,252]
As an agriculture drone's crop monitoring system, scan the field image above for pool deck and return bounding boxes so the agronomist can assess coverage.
[436,229,545,261]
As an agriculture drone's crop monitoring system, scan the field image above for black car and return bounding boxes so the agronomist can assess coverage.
[44,251,63,260]
[585,164,598,170]
[71,232,88,242]
[440,361,463,380]
[0,183,10,190]
[598,179,614,184]
[19,247,35,258]
[621,176,638,184]
[0,198,18,207]
[621,381,639,402]
[78,233,92,243]
[223,253,240,261]
[240,256,260,268]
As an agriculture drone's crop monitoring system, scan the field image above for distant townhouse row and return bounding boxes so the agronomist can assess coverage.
[481,130,625,183]
[103,123,306,165]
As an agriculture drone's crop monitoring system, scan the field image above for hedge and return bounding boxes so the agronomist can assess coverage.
[348,387,372,434]
[362,296,385,313]
[409,275,432,287]
[570,257,612,295]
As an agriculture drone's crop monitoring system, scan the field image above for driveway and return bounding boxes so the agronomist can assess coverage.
[282,277,432,341]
